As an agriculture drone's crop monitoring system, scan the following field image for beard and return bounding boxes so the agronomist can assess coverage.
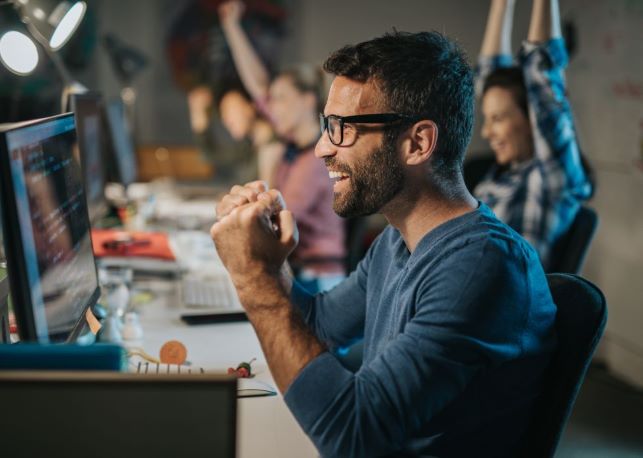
[327,133,405,218]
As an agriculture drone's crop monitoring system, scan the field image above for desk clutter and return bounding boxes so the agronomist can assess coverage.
[0,340,276,398]
[0,109,291,458]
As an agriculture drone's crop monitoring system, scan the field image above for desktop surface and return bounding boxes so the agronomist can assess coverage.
[125,273,318,458]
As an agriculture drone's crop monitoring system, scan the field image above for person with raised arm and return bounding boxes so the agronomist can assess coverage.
[474,0,593,270]
[218,1,347,293]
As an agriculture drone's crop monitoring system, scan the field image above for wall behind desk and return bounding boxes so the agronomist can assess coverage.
[562,0,643,388]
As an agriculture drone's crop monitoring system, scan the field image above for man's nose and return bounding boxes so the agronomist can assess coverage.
[314,131,336,159]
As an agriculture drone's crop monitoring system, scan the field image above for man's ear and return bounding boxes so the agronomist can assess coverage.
[402,120,438,166]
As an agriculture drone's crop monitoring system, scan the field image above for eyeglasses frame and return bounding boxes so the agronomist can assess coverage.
[319,113,416,146]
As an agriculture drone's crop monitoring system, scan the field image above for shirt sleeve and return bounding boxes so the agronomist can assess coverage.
[520,38,585,176]
[517,38,592,265]
[291,235,375,349]
[284,237,539,457]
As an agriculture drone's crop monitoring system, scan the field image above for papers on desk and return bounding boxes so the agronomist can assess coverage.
[128,354,277,398]
[237,377,278,398]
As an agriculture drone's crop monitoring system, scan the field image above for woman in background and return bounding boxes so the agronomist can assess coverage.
[474,0,593,270]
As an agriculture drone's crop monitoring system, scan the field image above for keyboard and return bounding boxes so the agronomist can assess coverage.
[180,274,240,309]
[130,359,205,375]
[128,357,277,397]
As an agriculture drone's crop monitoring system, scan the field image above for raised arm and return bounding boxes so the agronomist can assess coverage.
[476,0,516,96]
[218,1,271,103]
[480,0,516,58]
[527,0,562,44]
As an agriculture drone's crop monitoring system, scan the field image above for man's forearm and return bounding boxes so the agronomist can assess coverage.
[236,273,326,393]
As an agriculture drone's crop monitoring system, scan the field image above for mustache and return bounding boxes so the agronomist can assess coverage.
[324,158,352,175]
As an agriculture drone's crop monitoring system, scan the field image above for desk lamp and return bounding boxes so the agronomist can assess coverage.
[0,0,87,105]
[9,0,86,51]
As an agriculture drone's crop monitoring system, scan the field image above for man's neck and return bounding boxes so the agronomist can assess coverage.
[383,180,478,253]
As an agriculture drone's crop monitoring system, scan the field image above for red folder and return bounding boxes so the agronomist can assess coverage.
[91,229,175,261]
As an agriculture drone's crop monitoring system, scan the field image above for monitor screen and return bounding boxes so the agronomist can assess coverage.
[69,92,108,223]
[0,113,100,343]
[104,99,137,186]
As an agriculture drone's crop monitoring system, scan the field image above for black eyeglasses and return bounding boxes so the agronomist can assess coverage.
[319,113,415,146]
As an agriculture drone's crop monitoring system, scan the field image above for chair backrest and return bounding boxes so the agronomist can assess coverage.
[548,206,599,274]
[463,153,496,192]
[520,273,607,457]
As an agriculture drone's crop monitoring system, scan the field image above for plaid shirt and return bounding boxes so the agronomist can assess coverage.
[473,38,593,270]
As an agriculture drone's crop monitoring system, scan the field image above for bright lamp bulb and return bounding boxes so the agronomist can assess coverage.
[0,31,39,75]
[49,1,86,50]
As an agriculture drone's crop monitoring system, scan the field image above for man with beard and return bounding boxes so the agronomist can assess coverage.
[211,31,557,457]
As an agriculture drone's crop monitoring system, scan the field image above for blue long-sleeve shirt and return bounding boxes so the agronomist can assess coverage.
[284,204,556,457]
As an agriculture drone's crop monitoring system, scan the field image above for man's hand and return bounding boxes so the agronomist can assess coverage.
[211,188,298,305]
[212,186,323,396]
[216,180,268,220]
[218,1,245,28]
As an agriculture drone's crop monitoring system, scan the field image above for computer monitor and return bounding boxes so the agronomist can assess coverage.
[0,371,237,458]
[104,98,138,186]
[0,113,101,343]
[69,92,108,223]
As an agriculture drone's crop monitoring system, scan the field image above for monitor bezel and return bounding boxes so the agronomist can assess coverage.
[103,98,138,187]
[0,113,101,343]
[69,91,109,224]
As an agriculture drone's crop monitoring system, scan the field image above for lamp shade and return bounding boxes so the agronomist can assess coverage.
[15,0,86,51]
[0,30,39,75]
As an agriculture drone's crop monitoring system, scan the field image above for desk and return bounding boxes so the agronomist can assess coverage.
[131,277,318,458]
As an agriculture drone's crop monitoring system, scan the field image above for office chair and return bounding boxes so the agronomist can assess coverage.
[548,206,599,274]
[519,273,607,458]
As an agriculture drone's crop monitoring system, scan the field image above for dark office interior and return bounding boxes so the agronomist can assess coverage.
[0,1,641,457]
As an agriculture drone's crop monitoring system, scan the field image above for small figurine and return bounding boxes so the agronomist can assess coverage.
[227,358,256,378]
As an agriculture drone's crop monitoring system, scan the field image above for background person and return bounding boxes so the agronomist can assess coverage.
[218,0,346,292]
[473,0,593,270]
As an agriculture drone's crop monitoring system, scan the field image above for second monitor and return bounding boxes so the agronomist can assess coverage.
[104,98,138,187]
[69,91,108,223]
